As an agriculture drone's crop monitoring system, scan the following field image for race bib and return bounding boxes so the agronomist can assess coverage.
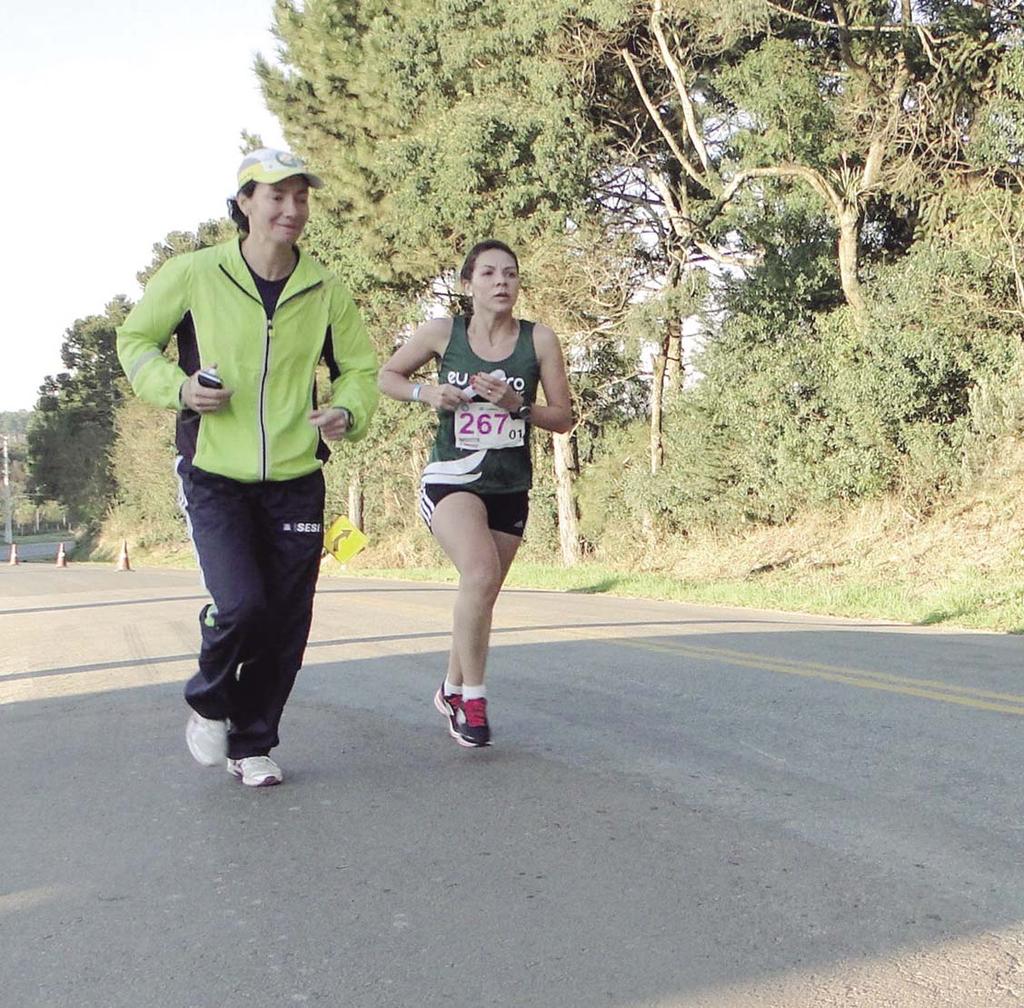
[454,403,527,450]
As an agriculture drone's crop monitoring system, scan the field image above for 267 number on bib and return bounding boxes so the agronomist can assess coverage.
[455,403,527,450]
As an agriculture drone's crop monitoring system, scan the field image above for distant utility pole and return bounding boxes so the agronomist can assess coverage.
[2,435,12,545]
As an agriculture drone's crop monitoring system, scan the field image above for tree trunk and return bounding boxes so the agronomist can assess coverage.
[837,203,866,327]
[650,342,667,475]
[347,473,364,532]
[665,322,682,394]
[553,431,581,566]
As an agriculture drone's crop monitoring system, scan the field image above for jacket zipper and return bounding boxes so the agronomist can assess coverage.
[258,316,272,480]
[220,266,270,479]
[258,282,323,479]
[219,265,324,480]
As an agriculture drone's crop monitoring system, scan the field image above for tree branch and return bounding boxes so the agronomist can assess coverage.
[650,0,714,179]
[620,47,708,195]
[830,2,876,89]
[702,163,845,227]
[766,0,907,33]
[649,172,759,269]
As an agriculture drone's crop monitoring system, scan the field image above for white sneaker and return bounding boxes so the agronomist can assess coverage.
[226,755,283,787]
[185,712,228,766]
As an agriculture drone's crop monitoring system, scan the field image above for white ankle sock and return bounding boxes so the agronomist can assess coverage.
[444,678,462,697]
[462,685,486,701]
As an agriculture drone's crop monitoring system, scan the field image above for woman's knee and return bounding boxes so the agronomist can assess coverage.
[457,562,503,603]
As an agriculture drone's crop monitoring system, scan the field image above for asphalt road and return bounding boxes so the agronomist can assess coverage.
[3,564,1023,1007]
[5,539,77,563]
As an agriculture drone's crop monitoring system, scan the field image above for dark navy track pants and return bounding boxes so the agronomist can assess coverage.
[177,460,325,759]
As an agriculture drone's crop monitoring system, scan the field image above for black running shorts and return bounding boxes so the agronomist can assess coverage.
[419,484,529,538]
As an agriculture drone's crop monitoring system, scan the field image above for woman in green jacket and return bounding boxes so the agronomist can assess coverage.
[117,148,378,787]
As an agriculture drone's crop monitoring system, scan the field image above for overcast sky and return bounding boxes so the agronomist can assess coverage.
[3,0,288,410]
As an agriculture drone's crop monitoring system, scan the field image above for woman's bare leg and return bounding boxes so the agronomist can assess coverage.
[430,494,521,687]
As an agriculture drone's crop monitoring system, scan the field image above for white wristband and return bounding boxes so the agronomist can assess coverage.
[411,384,422,402]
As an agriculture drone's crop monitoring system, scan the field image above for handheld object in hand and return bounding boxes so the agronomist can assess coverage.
[197,367,222,389]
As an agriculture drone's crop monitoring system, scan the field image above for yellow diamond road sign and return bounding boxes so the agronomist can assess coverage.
[324,515,368,564]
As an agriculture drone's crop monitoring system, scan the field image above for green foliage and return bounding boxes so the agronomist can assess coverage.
[26,298,131,525]
[107,397,180,546]
[580,224,1023,546]
[0,411,31,437]
[716,39,841,168]
[57,0,1024,575]
[137,220,235,286]
[27,220,236,533]
[969,38,1024,168]
[10,498,66,535]
[261,0,600,292]
[325,394,435,527]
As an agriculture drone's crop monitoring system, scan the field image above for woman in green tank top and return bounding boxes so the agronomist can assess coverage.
[378,240,573,747]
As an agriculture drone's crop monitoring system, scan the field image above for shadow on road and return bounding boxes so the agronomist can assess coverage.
[5,608,1024,1006]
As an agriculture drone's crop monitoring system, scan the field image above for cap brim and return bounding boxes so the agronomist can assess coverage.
[238,169,324,191]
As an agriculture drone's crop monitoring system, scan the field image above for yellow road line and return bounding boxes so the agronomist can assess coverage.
[8,582,1021,717]
[675,642,1024,703]
[599,636,1024,716]
[346,593,1024,716]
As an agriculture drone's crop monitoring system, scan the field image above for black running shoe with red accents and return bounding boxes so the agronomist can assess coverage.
[455,696,491,747]
[433,685,462,741]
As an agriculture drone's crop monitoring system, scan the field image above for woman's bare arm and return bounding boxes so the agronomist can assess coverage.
[529,324,574,434]
[378,317,471,412]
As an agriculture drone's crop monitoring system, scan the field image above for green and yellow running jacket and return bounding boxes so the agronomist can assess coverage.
[116,238,378,483]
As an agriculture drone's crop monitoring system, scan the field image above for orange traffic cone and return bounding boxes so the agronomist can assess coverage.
[116,540,131,572]
[55,542,68,568]
[7,543,17,565]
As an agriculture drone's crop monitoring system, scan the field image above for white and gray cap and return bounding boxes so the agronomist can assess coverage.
[236,148,324,192]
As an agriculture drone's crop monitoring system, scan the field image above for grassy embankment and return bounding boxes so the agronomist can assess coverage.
[97,441,1024,634]
[7,532,73,545]
[339,438,1024,633]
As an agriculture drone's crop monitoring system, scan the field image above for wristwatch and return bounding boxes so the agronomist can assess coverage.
[513,403,532,421]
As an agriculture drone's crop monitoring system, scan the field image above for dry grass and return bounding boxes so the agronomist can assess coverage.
[93,438,1024,632]
[346,439,1024,632]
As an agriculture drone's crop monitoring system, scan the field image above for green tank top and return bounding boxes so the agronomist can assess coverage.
[424,316,540,494]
